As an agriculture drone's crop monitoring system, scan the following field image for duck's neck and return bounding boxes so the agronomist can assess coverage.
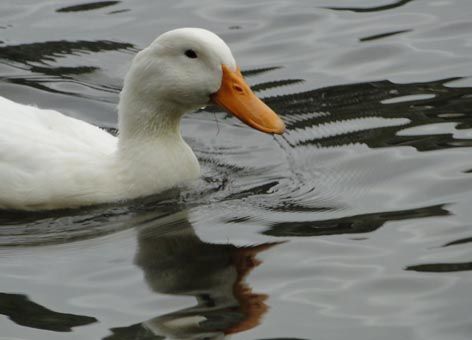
[118,89,184,142]
[115,88,200,198]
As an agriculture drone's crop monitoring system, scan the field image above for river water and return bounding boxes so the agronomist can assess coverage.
[1,0,472,339]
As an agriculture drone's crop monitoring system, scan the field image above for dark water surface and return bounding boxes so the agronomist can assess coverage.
[1,0,472,339]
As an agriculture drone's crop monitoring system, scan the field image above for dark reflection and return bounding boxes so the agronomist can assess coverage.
[443,236,472,247]
[0,40,134,65]
[406,262,472,272]
[108,9,130,14]
[0,292,97,332]
[30,65,99,76]
[104,211,280,339]
[104,324,163,340]
[56,1,121,13]
[360,29,412,42]
[3,76,117,99]
[0,40,133,96]
[225,181,279,200]
[251,78,304,92]
[0,189,184,246]
[263,77,472,152]
[241,66,281,77]
[263,204,449,237]
[325,0,415,13]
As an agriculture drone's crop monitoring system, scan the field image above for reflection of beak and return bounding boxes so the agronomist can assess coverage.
[225,242,283,335]
[211,65,285,134]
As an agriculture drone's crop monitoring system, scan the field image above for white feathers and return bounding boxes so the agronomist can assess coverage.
[0,28,234,210]
[0,96,118,210]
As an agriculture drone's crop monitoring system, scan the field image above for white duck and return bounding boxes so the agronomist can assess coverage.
[0,28,284,211]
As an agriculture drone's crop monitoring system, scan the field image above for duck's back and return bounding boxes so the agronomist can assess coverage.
[0,96,119,210]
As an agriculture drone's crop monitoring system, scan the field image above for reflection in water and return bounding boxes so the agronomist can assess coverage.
[0,292,96,332]
[105,212,280,339]
[0,40,134,97]
[241,67,281,77]
[443,236,472,247]
[325,0,416,13]
[0,40,134,65]
[56,1,121,13]
[359,29,412,42]
[0,190,183,246]
[263,204,449,237]
[406,262,472,273]
[267,77,472,152]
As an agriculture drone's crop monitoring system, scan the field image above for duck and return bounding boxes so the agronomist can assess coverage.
[0,28,285,211]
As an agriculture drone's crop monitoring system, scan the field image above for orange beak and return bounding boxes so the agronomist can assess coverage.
[210,65,285,134]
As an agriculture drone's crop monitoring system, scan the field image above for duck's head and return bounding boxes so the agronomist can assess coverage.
[121,28,285,135]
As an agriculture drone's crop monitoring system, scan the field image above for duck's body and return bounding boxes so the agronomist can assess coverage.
[0,95,199,210]
[1,96,117,210]
[0,28,284,211]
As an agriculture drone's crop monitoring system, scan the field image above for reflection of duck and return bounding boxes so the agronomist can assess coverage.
[0,292,96,332]
[0,28,284,211]
[105,211,280,339]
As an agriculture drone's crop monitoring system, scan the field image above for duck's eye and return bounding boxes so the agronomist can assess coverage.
[184,49,198,59]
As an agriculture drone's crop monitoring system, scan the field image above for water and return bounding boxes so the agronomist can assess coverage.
[1,0,472,339]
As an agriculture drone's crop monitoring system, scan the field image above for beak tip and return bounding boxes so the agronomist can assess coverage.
[261,118,285,135]
[273,120,286,135]
[274,128,285,135]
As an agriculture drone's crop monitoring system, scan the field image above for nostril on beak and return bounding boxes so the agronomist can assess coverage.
[233,84,244,94]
